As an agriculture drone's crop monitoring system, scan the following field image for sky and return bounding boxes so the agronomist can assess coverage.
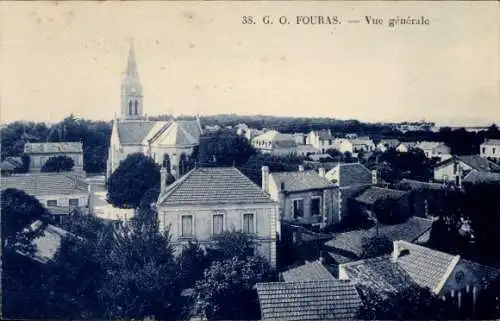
[1,1,499,126]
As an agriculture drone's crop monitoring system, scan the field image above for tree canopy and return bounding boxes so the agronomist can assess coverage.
[41,155,75,172]
[106,153,160,209]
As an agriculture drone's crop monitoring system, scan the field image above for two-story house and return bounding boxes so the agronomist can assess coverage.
[433,155,500,184]
[156,167,279,267]
[1,172,90,224]
[339,137,376,154]
[262,165,336,228]
[480,139,500,160]
[306,130,340,153]
[24,142,84,173]
[415,141,452,161]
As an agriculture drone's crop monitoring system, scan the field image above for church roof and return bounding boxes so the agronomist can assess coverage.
[149,120,202,146]
[116,120,158,145]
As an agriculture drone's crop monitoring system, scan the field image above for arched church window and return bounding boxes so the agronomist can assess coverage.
[134,100,138,115]
[129,101,133,115]
[163,154,171,172]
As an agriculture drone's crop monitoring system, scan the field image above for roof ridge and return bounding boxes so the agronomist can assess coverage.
[434,254,460,294]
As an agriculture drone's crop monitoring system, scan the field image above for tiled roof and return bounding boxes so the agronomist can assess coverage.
[463,170,500,184]
[170,120,203,146]
[399,179,449,190]
[354,186,408,205]
[24,142,83,154]
[457,155,500,172]
[157,167,275,205]
[296,144,320,154]
[342,241,458,294]
[1,173,89,196]
[282,261,335,282]
[308,154,333,162]
[270,171,334,193]
[325,217,433,264]
[325,163,372,187]
[317,130,334,140]
[378,139,400,148]
[461,259,500,287]
[482,139,500,146]
[256,280,362,321]
[415,141,445,151]
[116,120,158,145]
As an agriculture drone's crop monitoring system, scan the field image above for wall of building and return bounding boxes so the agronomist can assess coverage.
[434,161,472,181]
[481,144,500,159]
[37,193,89,208]
[29,153,84,172]
[158,203,278,267]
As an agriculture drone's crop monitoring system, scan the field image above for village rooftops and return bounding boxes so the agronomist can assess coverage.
[256,280,362,321]
[24,142,83,154]
[157,167,276,206]
[415,141,447,151]
[354,186,408,205]
[282,260,335,282]
[463,170,500,184]
[1,172,89,196]
[434,155,500,172]
[325,217,433,265]
[270,170,335,193]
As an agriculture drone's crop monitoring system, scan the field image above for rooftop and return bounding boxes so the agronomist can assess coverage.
[116,120,159,145]
[1,172,89,196]
[325,217,433,265]
[157,167,275,206]
[282,260,335,282]
[457,155,500,172]
[463,169,500,184]
[256,280,362,321]
[482,139,500,146]
[24,142,83,154]
[325,163,372,187]
[354,186,408,205]
[399,178,449,191]
[270,170,335,193]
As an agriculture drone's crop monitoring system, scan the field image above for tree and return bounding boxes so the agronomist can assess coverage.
[213,230,257,261]
[360,235,392,259]
[106,153,160,208]
[195,256,275,320]
[177,241,212,289]
[372,197,404,225]
[197,130,257,166]
[41,155,75,172]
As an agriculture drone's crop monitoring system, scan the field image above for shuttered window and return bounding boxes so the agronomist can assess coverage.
[213,214,224,235]
[243,213,255,234]
[181,215,193,237]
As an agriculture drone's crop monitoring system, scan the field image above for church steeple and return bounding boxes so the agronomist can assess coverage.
[121,39,143,120]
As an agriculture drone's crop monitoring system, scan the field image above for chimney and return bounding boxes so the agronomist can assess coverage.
[391,241,401,262]
[318,167,326,177]
[160,166,167,194]
[298,165,304,172]
[372,169,379,185]
[261,166,270,194]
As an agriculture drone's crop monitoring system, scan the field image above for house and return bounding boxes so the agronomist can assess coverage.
[415,141,451,160]
[353,186,411,221]
[106,42,202,180]
[339,137,376,154]
[324,163,374,222]
[24,142,84,173]
[295,144,321,157]
[398,178,454,217]
[251,130,297,155]
[480,139,500,160]
[256,280,363,321]
[1,172,90,224]
[263,166,337,227]
[307,153,334,162]
[292,133,307,145]
[306,130,340,153]
[324,216,433,267]
[156,167,278,267]
[339,240,500,309]
[90,190,135,221]
[376,139,400,152]
[282,260,335,282]
[244,128,267,141]
[433,155,500,184]
[396,142,417,153]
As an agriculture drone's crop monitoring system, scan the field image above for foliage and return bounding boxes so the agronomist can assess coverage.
[360,235,393,259]
[213,230,257,261]
[177,241,212,289]
[197,129,257,166]
[41,155,75,172]
[139,187,161,210]
[238,153,305,185]
[1,188,49,242]
[372,197,406,225]
[195,255,275,320]
[476,275,500,319]
[106,153,160,209]
[357,284,460,320]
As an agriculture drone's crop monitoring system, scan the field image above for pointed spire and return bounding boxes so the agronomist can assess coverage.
[126,39,138,78]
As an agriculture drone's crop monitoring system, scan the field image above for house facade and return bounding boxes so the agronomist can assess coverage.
[415,141,452,160]
[263,166,337,227]
[433,155,500,184]
[339,137,376,154]
[306,130,340,153]
[480,139,500,160]
[156,167,278,267]
[251,130,297,155]
[1,172,90,223]
[377,139,400,152]
[24,142,84,173]
[106,42,202,180]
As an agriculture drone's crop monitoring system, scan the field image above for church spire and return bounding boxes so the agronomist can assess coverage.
[121,39,143,120]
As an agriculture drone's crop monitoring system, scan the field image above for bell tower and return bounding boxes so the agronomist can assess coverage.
[121,40,143,120]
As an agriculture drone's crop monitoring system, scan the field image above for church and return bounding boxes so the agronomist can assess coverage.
[106,42,203,180]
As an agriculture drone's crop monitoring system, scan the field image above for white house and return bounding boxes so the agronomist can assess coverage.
[480,139,500,160]
[339,137,375,154]
[415,141,452,160]
[106,41,202,180]
[24,142,84,173]
[156,167,279,267]
[376,139,400,152]
[433,155,500,184]
[396,142,417,153]
[306,130,340,153]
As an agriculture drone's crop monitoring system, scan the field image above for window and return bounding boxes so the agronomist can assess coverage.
[128,101,133,115]
[243,213,255,234]
[47,200,57,207]
[292,199,304,218]
[494,148,496,155]
[482,147,486,154]
[134,100,138,115]
[69,198,79,207]
[181,215,193,237]
[213,214,224,235]
[311,197,321,216]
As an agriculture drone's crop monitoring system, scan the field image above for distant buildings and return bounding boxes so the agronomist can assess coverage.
[156,167,278,267]
[339,137,376,154]
[480,139,500,160]
[24,142,84,173]
[251,130,319,156]
[376,139,400,152]
[306,130,339,153]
